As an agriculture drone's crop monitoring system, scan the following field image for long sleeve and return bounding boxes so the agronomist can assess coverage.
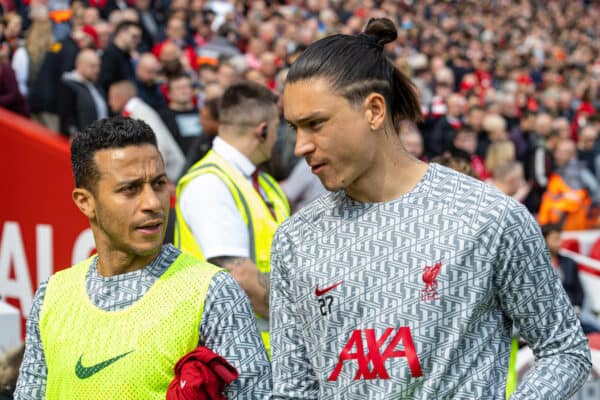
[494,204,591,399]
[11,47,29,96]
[14,282,49,400]
[270,228,319,399]
[200,271,272,399]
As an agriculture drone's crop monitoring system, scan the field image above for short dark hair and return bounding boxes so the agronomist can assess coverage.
[167,73,192,90]
[71,117,158,190]
[114,20,140,36]
[219,80,278,126]
[286,18,422,129]
[540,223,562,239]
[203,97,220,121]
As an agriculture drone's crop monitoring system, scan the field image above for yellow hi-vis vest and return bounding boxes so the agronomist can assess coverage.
[174,150,290,353]
[39,253,220,400]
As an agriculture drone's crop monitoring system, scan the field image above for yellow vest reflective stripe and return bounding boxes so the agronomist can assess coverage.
[174,150,290,354]
[39,253,220,399]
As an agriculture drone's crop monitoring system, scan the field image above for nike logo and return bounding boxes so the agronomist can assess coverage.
[315,280,343,296]
[75,350,134,379]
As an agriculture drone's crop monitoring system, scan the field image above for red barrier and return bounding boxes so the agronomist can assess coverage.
[0,108,93,336]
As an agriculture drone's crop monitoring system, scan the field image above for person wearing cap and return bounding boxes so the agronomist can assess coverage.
[175,80,290,355]
[272,17,591,399]
[15,117,271,399]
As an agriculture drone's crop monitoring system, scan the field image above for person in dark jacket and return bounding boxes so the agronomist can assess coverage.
[57,49,108,137]
[98,21,141,93]
[134,52,166,110]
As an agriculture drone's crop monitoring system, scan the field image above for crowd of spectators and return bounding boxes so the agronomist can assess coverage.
[0,0,599,222]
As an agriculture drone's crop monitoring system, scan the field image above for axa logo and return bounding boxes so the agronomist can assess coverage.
[420,262,442,301]
[328,327,423,381]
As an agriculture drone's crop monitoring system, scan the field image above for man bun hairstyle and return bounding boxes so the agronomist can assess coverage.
[286,17,422,129]
[71,117,158,191]
[362,17,398,47]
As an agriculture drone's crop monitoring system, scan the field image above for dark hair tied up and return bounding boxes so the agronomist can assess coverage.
[286,17,422,129]
[357,33,383,50]
[363,18,398,46]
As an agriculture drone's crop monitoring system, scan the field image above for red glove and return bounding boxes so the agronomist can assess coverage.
[166,346,239,400]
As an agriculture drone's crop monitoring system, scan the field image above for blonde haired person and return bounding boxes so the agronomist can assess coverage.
[11,5,54,96]
[482,113,508,142]
[485,139,516,174]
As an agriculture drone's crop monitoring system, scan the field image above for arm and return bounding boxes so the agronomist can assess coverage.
[180,176,268,316]
[14,282,49,400]
[208,256,269,318]
[56,81,78,137]
[199,272,271,400]
[11,47,29,96]
[270,228,319,399]
[495,203,591,399]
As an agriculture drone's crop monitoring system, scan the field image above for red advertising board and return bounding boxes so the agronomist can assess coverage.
[0,109,94,335]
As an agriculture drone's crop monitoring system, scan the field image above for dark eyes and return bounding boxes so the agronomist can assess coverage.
[152,179,168,190]
[286,120,324,132]
[119,179,167,195]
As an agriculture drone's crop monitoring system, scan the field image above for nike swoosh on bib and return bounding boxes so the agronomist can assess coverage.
[75,350,134,379]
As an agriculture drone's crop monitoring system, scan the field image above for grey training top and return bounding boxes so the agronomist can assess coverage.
[270,163,591,399]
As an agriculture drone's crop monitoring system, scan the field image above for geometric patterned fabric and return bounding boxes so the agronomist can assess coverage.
[270,163,591,399]
[15,244,272,399]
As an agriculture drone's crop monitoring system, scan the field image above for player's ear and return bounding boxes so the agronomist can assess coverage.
[73,187,96,219]
[363,92,386,131]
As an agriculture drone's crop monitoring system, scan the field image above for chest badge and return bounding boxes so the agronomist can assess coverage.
[420,262,442,301]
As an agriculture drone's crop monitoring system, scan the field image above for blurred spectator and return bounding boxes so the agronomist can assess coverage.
[153,15,197,71]
[197,24,241,67]
[428,93,464,157]
[57,49,107,137]
[399,121,426,161]
[28,25,96,129]
[451,126,490,180]
[11,4,53,97]
[539,138,600,230]
[0,57,29,116]
[524,113,557,213]
[181,95,221,175]
[134,52,166,110]
[542,223,600,334]
[93,20,111,51]
[485,140,516,176]
[157,41,187,79]
[577,124,600,179]
[132,0,160,52]
[98,21,141,92]
[3,12,21,57]
[158,74,200,155]
[488,160,530,203]
[431,154,479,179]
[108,80,184,181]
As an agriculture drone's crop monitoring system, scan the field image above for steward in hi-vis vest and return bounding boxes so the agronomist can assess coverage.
[174,81,290,355]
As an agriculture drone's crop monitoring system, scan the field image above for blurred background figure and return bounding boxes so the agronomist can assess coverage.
[57,49,107,137]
